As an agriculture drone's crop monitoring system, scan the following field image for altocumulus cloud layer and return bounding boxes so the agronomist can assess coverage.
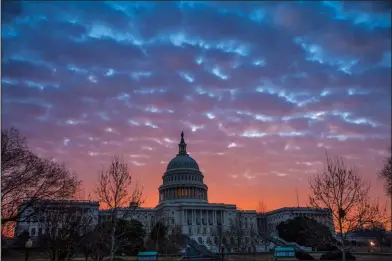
[2,1,391,209]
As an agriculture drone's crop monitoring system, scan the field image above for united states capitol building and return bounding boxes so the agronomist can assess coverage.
[15,132,334,253]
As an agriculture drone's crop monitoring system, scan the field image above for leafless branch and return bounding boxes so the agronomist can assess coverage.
[94,155,144,261]
[1,127,80,229]
[308,150,388,261]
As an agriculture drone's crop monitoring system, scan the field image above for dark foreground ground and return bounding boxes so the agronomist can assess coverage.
[2,250,392,261]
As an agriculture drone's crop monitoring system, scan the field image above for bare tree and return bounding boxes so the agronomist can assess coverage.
[309,151,388,261]
[378,147,392,254]
[37,201,97,261]
[256,199,270,252]
[1,128,80,227]
[257,198,267,213]
[94,155,143,261]
[212,223,225,254]
[225,213,247,253]
[149,212,172,252]
[85,222,111,261]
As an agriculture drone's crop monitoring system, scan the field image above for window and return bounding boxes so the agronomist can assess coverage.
[198,237,203,244]
[189,227,192,234]
[31,228,36,236]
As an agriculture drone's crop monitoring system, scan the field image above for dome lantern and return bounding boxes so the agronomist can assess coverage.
[178,131,187,155]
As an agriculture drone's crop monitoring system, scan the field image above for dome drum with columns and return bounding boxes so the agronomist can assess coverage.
[158,132,208,203]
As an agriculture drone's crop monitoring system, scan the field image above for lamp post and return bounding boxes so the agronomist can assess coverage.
[221,244,225,260]
[25,238,33,261]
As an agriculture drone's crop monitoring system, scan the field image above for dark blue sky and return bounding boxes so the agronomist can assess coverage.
[2,1,391,209]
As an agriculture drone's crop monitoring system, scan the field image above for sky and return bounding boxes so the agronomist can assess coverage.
[1,1,391,211]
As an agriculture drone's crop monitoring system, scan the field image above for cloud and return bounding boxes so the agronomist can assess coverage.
[2,1,390,209]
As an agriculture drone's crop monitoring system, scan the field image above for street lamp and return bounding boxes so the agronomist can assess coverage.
[25,238,33,261]
[221,244,225,260]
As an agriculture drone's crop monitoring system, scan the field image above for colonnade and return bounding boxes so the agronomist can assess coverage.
[182,209,225,225]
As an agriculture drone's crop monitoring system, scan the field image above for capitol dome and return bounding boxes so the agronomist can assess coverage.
[167,154,200,171]
[158,131,208,204]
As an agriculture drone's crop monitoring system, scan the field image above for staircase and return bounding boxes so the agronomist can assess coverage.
[184,235,220,259]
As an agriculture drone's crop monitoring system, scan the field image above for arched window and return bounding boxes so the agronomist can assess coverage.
[198,237,203,244]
